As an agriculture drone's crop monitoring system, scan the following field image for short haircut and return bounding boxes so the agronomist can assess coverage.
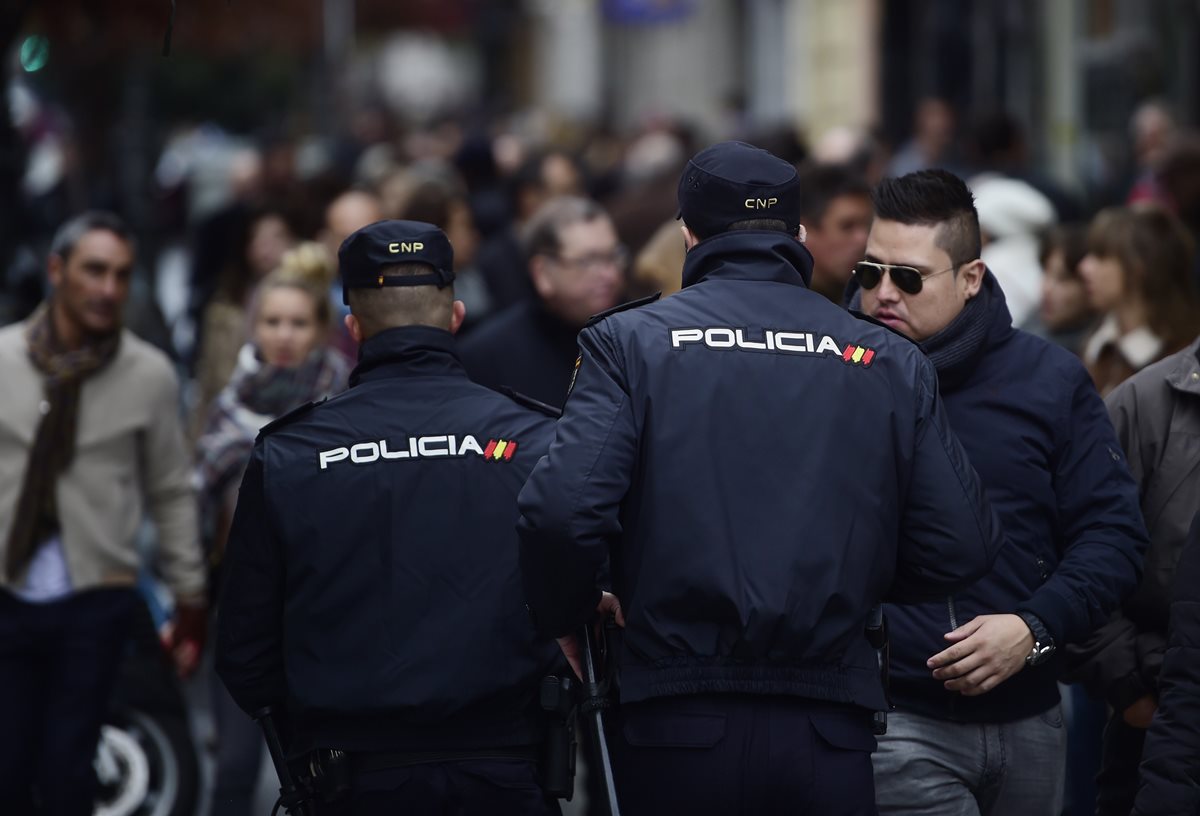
[725,218,792,234]
[796,163,871,223]
[50,211,135,261]
[872,170,982,268]
[347,263,454,338]
[521,196,610,259]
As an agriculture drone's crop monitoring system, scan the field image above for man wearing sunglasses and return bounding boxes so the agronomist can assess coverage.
[854,170,1148,816]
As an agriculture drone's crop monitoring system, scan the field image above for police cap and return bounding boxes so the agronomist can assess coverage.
[338,220,455,305]
[677,141,801,239]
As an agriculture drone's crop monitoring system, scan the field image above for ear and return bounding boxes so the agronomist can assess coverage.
[680,225,700,251]
[344,313,364,344]
[449,300,467,335]
[47,254,65,290]
[960,259,986,298]
[529,255,555,299]
[796,224,808,243]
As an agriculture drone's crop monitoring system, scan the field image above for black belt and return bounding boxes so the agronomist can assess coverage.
[352,746,539,772]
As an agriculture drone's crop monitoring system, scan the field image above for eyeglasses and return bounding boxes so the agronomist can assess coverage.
[853,260,958,295]
[552,245,629,273]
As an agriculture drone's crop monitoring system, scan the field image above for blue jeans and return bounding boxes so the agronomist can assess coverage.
[873,707,1067,816]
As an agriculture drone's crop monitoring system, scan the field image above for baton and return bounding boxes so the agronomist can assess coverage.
[254,707,311,816]
[581,624,621,816]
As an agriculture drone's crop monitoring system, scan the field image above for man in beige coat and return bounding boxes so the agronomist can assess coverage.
[0,211,206,815]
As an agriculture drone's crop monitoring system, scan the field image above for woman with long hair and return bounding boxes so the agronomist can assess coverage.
[1079,204,1200,396]
[194,244,347,816]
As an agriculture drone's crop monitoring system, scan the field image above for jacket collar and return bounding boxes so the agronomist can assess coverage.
[1166,334,1200,396]
[914,270,1015,390]
[349,325,465,387]
[682,230,816,290]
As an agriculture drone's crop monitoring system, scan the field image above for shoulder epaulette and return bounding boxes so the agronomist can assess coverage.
[258,397,328,437]
[585,292,662,328]
[499,386,562,418]
[848,309,919,346]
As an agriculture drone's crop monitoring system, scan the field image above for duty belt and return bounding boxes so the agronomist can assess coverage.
[351,745,540,772]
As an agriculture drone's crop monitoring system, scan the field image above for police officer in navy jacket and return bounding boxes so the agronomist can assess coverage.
[517,142,1006,815]
[216,220,564,814]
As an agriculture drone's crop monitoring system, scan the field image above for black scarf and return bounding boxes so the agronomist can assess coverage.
[917,285,994,389]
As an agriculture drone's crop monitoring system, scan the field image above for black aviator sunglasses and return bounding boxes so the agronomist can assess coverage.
[853,260,959,295]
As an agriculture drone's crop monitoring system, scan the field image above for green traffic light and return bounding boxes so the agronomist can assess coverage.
[21,36,49,73]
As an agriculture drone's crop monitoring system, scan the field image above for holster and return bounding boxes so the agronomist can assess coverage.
[540,675,578,799]
[255,706,350,816]
[865,605,891,735]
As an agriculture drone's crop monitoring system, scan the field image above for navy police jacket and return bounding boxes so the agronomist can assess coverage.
[517,230,1004,710]
[216,326,563,753]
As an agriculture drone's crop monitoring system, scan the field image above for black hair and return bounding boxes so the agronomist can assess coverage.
[49,211,135,261]
[796,163,871,222]
[871,170,981,267]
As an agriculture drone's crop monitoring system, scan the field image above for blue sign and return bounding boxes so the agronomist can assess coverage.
[603,0,696,25]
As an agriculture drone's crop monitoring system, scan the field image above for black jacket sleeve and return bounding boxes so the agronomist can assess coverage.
[517,322,636,638]
[889,357,1004,602]
[1017,367,1147,645]
[215,443,287,715]
[1133,513,1200,816]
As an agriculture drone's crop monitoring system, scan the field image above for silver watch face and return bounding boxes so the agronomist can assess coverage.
[1027,642,1055,666]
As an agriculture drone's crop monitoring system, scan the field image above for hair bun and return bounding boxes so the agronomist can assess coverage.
[275,242,337,289]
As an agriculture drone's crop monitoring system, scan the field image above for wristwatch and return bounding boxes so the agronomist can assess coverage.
[1018,611,1056,667]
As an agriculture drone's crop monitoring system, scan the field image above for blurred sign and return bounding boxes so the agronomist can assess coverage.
[603,0,695,25]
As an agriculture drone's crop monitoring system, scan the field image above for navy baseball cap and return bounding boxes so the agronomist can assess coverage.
[676,141,801,239]
[338,220,455,305]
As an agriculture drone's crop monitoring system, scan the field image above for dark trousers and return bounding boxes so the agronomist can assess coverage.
[329,758,560,816]
[1096,713,1147,816]
[0,587,139,816]
[609,694,879,816]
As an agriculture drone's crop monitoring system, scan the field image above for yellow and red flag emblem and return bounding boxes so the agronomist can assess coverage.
[482,438,519,461]
[841,344,876,367]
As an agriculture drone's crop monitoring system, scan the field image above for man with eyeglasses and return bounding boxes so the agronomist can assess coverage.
[517,142,1007,815]
[852,170,1147,816]
[461,196,625,406]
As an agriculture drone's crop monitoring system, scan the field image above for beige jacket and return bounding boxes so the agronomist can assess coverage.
[0,320,205,599]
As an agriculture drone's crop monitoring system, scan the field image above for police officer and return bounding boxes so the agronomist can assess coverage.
[517,142,1006,815]
[216,221,564,814]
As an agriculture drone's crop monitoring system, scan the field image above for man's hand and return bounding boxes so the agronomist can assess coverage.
[169,602,208,679]
[557,591,625,680]
[1122,694,1158,729]
[927,614,1033,697]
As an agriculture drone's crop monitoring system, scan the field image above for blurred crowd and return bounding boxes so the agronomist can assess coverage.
[3,85,1200,815]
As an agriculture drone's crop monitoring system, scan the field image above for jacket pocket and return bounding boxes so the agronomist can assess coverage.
[623,709,726,749]
[947,596,959,631]
[809,709,878,753]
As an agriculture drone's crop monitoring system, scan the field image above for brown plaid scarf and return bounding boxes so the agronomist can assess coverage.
[5,302,121,580]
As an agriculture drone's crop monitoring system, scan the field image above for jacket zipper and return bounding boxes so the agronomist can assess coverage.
[947,596,959,631]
